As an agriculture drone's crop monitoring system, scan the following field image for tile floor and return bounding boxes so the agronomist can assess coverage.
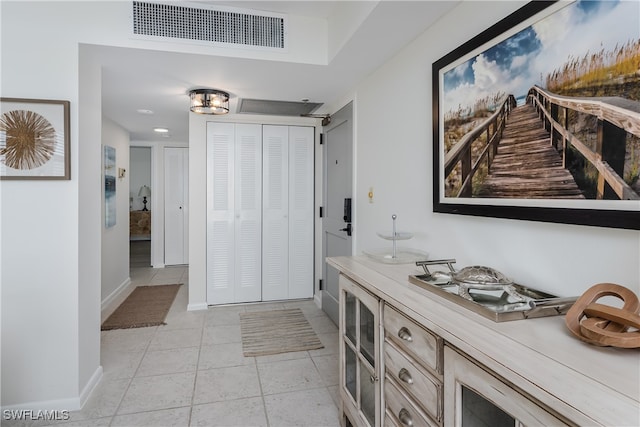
[7,265,341,427]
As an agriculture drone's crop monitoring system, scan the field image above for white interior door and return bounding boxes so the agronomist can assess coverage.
[234,124,262,303]
[207,122,263,304]
[207,122,236,304]
[288,126,314,299]
[262,125,289,301]
[164,147,188,265]
[322,102,353,324]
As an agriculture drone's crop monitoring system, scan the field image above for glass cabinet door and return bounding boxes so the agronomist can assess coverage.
[339,275,381,427]
[444,346,570,427]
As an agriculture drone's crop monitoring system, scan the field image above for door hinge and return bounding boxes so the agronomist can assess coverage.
[319,133,324,145]
[319,206,323,218]
[319,279,323,290]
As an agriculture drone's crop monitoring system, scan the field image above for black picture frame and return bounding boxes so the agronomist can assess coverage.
[432,1,639,230]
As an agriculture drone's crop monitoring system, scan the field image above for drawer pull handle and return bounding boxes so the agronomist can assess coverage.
[398,408,413,427]
[398,327,413,342]
[398,368,413,384]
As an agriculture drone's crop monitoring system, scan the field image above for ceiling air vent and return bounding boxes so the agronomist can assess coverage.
[132,1,286,49]
[237,99,323,116]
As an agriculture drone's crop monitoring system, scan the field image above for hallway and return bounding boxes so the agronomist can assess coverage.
[5,264,340,426]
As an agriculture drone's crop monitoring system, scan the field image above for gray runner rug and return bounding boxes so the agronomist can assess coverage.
[239,308,324,357]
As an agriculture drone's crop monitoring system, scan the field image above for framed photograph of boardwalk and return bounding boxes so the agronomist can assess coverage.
[433,1,640,230]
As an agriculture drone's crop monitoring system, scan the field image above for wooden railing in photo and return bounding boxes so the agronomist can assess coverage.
[444,94,517,197]
[528,85,640,200]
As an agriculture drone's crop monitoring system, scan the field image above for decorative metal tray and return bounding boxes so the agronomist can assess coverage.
[409,260,578,322]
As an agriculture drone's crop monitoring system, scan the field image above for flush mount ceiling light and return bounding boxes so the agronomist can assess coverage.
[189,88,229,115]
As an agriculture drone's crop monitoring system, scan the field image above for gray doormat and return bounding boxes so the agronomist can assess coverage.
[239,308,324,357]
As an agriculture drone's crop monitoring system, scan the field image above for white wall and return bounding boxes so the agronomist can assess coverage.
[1,2,102,409]
[0,0,323,405]
[1,0,331,410]
[348,1,640,296]
[101,119,131,304]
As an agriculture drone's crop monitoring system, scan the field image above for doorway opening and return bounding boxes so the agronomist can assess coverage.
[130,146,152,268]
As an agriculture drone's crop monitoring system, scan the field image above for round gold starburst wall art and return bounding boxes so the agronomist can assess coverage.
[0,109,57,170]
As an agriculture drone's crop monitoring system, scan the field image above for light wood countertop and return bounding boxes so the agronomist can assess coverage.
[327,256,640,426]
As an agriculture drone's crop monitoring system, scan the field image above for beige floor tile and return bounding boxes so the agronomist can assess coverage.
[161,311,206,331]
[190,397,267,427]
[283,299,327,318]
[42,417,112,427]
[242,302,286,312]
[327,385,341,408]
[52,377,129,424]
[117,372,195,415]
[193,365,261,404]
[257,357,323,395]
[312,354,340,387]
[205,307,244,326]
[101,349,144,379]
[308,332,339,357]
[111,407,190,427]
[198,343,254,370]
[254,349,310,365]
[136,347,199,377]
[130,268,155,285]
[90,263,342,426]
[308,315,339,334]
[150,267,186,284]
[75,377,129,419]
[147,327,202,351]
[202,324,242,345]
[101,327,156,353]
[264,388,340,427]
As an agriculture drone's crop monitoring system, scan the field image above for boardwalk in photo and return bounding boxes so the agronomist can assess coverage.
[476,104,585,199]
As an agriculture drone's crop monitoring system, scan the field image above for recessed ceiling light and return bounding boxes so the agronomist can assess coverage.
[137,109,154,115]
[153,127,169,133]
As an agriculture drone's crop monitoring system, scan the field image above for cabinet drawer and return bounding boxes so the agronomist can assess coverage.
[384,305,442,374]
[384,408,400,427]
[385,340,442,422]
[385,376,439,427]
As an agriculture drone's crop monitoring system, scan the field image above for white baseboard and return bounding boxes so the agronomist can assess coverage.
[187,302,208,311]
[1,366,103,412]
[314,292,322,309]
[79,366,103,409]
[101,277,133,322]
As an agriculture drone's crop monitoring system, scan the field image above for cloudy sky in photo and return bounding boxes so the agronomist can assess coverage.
[442,0,639,115]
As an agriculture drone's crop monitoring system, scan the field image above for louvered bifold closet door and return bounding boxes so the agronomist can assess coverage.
[206,122,262,304]
[288,126,314,299]
[234,124,263,303]
[262,125,289,301]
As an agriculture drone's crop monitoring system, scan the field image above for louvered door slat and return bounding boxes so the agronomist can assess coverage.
[288,126,314,299]
[262,125,289,301]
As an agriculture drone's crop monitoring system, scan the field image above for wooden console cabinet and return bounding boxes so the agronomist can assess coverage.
[329,256,639,427]
[130,210,151,239]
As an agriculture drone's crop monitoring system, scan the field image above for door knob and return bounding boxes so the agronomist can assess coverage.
[339,223,352,236]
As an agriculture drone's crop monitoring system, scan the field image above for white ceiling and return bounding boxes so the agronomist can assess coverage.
[98,1,458,142]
